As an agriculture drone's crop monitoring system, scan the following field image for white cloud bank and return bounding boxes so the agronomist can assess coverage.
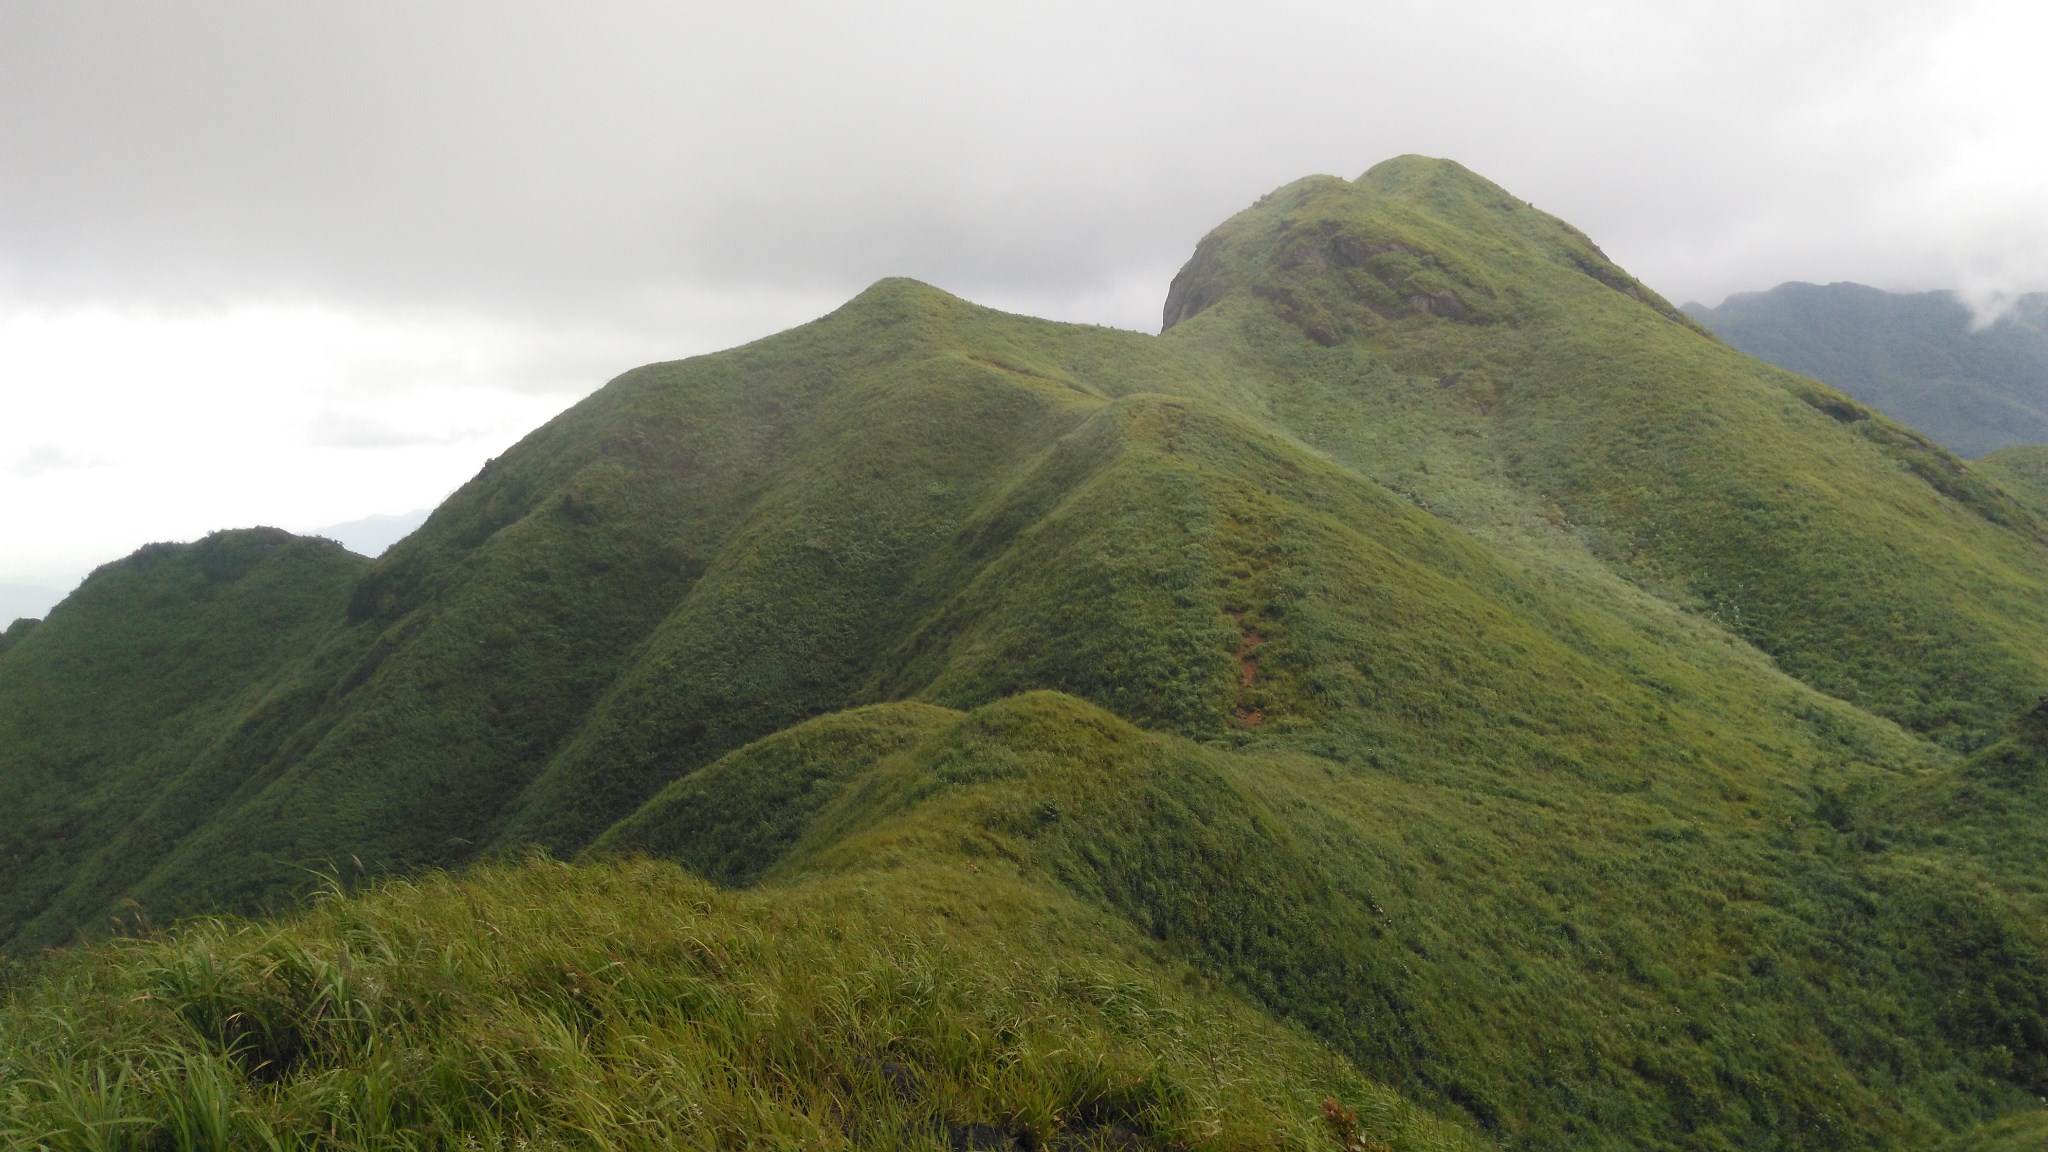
[0,305,648,586]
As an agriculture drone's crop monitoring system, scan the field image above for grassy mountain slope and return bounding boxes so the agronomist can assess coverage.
[0,617,37,658]
[112,285,1248,908]
[15,685,2042,1150]
[605,691,2048,1150]
[1940,1112,2048,1152]
[595,701,962,884]
[1159,159,2048,750]
[1874,697,2048,897]
[1685,283,2048,458]
[1974,444,2048,519]
[0,530,365,950]
[9,157,2048,1148]
[1,855,1482,1152]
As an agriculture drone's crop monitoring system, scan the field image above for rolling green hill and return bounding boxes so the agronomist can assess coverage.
[1975,444,2048,519]
[0,530,366,949]
[8,156,2048,1150]
[1685,283,2048,458]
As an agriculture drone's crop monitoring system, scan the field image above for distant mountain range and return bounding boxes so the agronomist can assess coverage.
[313,507,431,558]
[1686,282,2048,458]
[9,158,2048,1150]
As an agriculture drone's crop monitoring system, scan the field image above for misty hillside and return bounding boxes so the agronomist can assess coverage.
[7,157,2048,1151]
[1685,282,2048,458]
[314,508,433,558]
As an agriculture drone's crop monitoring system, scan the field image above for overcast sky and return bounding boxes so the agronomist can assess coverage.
[4,0,2046,609]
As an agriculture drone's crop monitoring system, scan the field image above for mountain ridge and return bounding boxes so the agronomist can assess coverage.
[1685,281,2048,458]
[7,156,2048,1150]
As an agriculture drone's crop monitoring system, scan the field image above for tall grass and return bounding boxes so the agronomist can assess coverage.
[1,856,1476,1152]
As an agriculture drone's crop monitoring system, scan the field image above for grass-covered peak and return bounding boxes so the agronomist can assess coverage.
[1349,154,1538,228]
[13,157,2048,1148]
[0,617,38,656]
[1354,153,1496,188]
[1160,162,2048,752]
[1163,153,1698,338]
[0,528,365,951]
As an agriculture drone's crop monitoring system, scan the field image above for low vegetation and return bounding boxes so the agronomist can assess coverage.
[1975,444,2048,519]
[0,856,1475,1152]
[7,157,2048,1148]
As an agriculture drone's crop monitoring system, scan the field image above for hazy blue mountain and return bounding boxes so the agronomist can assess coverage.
[313,507,432,557]
[1685,282,2048,457]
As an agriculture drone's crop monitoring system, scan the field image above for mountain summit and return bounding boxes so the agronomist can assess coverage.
[7,158,2048,1150]
[1165,157,1700,337]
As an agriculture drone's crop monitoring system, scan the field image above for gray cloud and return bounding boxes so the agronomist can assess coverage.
[9,444,104,477]
[6,0,2045,591]
[6,0,2042,338]
[305,413,470,450]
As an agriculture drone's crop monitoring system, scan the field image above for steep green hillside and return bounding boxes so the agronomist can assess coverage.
[1160,160,2048,749]
[1685,283,2048,458]
[0,616,37,657]
[1975,444,2048,519]
[0,530,365,949]
[611,692,2046,1150]
[11,691,2048,1150]
[1940,1112,2048,1152]
[597,701,961,883]
[1874,696,2048,895]
[9,156,2048,1149]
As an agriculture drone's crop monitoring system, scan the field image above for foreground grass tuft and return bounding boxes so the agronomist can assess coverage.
[0,856,1475,1152]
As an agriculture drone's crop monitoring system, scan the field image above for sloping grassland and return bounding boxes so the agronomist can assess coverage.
[7,158,2048,1150]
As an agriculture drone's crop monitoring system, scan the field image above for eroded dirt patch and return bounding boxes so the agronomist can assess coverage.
[1229,612,1267,726]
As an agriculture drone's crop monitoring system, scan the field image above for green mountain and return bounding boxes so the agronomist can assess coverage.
[0,530,366,948]
[1975,444,2048,519]
[1685,282,2048,458]
[8,157,2048,1150]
